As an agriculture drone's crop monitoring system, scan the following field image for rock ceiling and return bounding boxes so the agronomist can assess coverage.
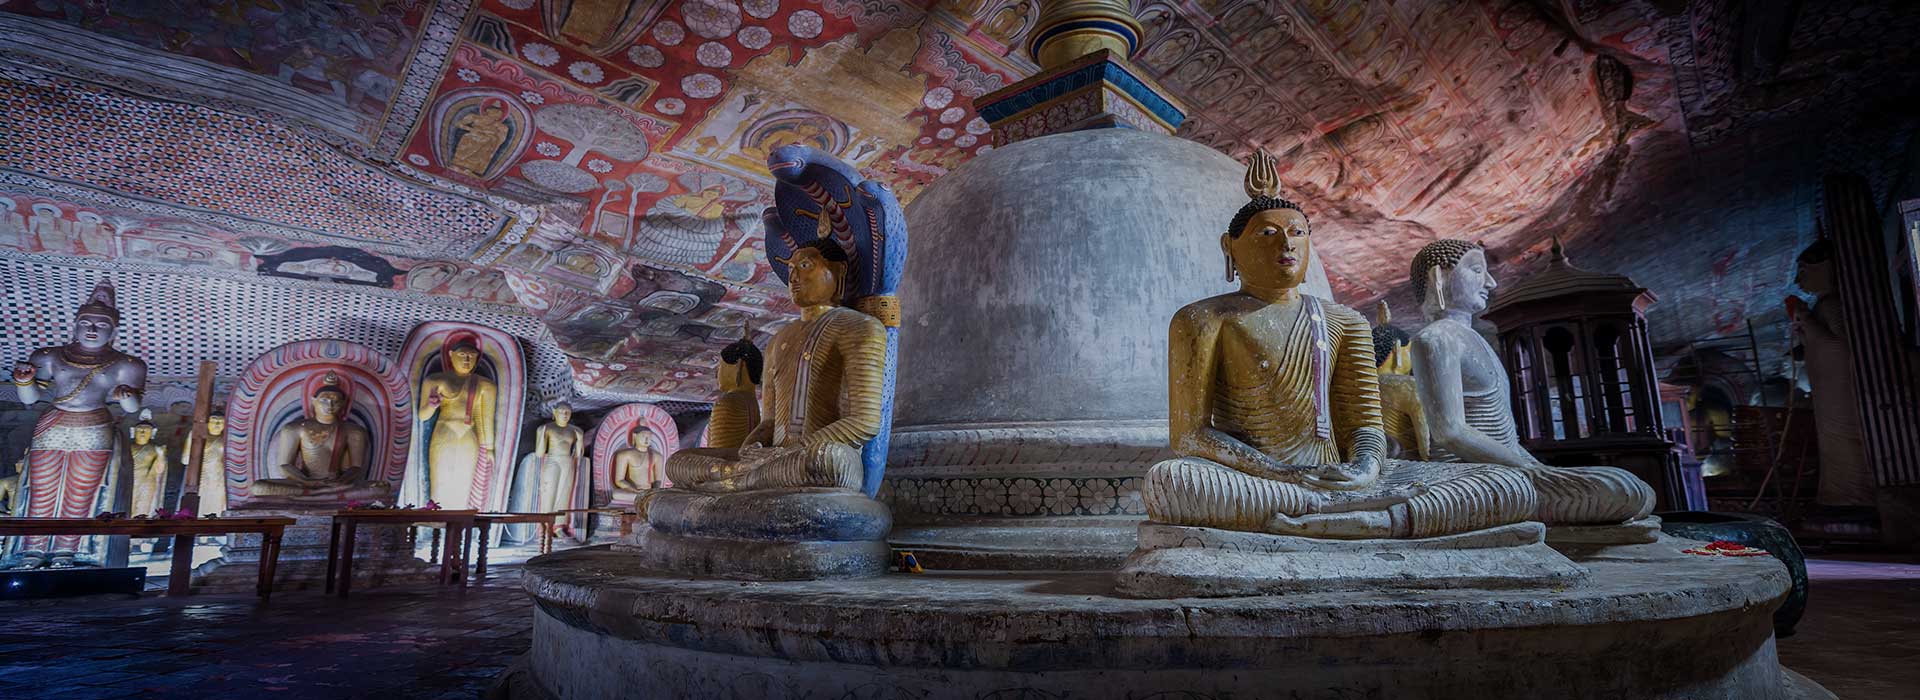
[1,0,1914,403]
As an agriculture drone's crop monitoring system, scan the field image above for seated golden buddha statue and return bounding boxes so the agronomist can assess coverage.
[1407,240,1655,533]
[659,240,886,494]
[1138,152,1539,540]
[252,373,390,501]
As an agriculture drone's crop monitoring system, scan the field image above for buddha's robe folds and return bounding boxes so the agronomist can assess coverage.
[1428,381,1655,525]
[1143,297,1538,539]
[664,307,885,493]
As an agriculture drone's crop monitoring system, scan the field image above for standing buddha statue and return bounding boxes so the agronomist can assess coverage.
[532,404,584,514]
[11,280,146,565]
[707,328,762,450]
[1785,239,1875,511]
[1408,240,1656,530]
[128,411,167,517]
[417,338,498,508]
[186,412,229,515]
[1136,152,1538,540]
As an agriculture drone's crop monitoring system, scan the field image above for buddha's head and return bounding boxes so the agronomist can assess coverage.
[552,403,573,427]
[718,332,763,392]
[1411,239,1495,318]
[311,387,347,425]
[206,413,226,437]
[630,427,653,454]
[1372,302,1413,374]
[784,239,850,308]
[1794,239,1834,296]
[72,280,120,351]
[131,420,155,445]
[1222,198,1312,290]
[448,341,481,376]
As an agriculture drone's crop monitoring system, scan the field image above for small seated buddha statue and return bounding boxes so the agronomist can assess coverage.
[706,328,762,450]
[610,427,663,497]
[1407,240,1655,530]
[129,411,168,517]
[1138,152,1539,540]
[252,372,389,502]
[1371,302,1428,460]
[660,240,887,494]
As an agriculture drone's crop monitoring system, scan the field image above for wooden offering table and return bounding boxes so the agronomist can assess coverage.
[325,509,477,598]
[0,516,294,600]
[472,512,561,580]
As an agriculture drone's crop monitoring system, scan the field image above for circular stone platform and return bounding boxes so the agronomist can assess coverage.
[508,542,1823,700]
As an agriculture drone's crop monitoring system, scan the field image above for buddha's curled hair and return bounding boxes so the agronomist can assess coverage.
[1227,196,1306,239]
[1409,239,1482,304]
[1371,324,1411,368]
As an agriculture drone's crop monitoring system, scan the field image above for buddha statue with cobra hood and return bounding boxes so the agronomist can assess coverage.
[1407,240,1657,540]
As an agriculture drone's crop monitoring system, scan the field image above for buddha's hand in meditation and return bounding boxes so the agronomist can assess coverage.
[1303,456,1381,491]
[737,442,779,463]
[1315,481,1430,514]
[12,362,33,383]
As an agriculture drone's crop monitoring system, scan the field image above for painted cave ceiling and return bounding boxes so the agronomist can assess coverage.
[0,0,1914,403]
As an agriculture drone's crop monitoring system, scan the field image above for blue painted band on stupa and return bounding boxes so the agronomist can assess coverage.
[1024,18,1142,61]
[977,57,1186,131]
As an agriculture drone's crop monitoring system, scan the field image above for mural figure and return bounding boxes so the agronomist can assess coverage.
[1407,239,1656,532]
[128,411,168,517]
[251,372,381,500]
[450,101,513,177]
[399,323,525,512]
[10,280,145,568]
[1,197,26,249]
[631,171,756,266]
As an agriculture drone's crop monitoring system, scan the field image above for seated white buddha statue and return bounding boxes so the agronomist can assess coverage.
[1407,240,1655,528]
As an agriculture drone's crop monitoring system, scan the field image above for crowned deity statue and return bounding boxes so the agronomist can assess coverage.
[1136,152,1539,541]
[128,411,168,517]
[1408,240,1656,529]
[251,372,386,501]
[660,240,888,494]
[1785,239,1876,511]
[1372,302,1428,460]
[186,411,229,515]
[706,329,763,450]
[11,280,147,567]
[531,404,585,515]
[416,339,498,508]
[611,426,664,496]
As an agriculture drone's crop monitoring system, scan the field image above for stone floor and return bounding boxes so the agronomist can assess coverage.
[0,553,1911,699]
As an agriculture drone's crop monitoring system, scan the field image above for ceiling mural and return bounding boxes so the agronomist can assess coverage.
[1,0,1914,403]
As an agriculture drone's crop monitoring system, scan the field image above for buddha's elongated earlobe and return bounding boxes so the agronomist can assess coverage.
[1428,265,1448,313]
[1220,235,1237,282]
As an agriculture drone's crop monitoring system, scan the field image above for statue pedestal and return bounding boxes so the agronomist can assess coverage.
[1116,522,1586,598]
[615,489,891,580]
[189,510,436,593]
[501,543,1817,700]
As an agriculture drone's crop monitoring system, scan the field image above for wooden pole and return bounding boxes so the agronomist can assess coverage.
[180,361,216,515]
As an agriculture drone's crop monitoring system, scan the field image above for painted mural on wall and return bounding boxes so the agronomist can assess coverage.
[3,0,1913,402]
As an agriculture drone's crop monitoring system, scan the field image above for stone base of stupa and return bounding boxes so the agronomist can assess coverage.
[1115,521,1586,598]
[503,539,1816,700]
[190,510,437,593]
